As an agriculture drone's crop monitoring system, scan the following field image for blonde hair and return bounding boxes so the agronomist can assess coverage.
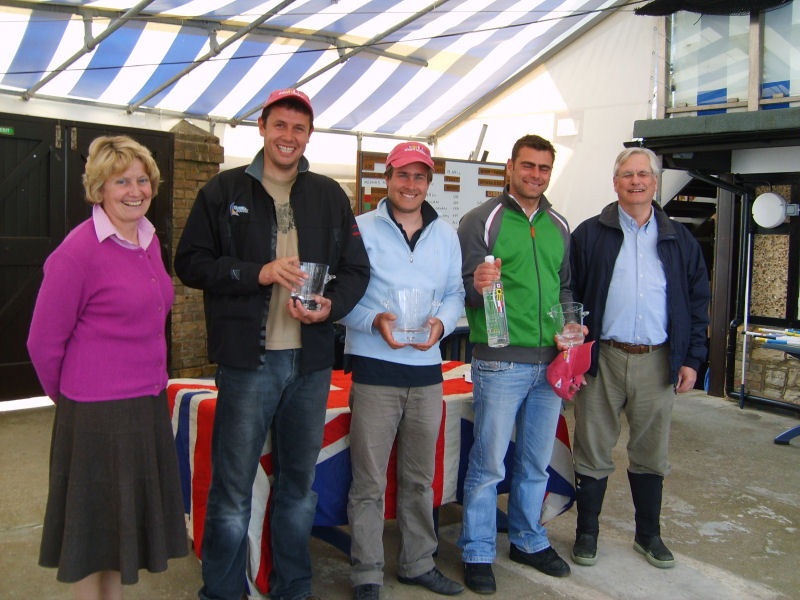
[82,135,161,204]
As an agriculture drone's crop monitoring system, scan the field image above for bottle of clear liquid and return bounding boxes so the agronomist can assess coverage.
[482,255,509,348]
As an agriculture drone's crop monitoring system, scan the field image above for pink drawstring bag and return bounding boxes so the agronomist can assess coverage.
[547,341,595,400]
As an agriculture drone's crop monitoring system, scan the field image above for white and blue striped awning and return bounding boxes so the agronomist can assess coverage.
[0,0,623,138]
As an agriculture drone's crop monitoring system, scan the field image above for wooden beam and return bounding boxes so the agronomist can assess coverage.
[747,11,763,112]
[708,181,737,397]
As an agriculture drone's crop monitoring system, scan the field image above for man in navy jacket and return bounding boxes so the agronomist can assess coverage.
[569,147,709,571]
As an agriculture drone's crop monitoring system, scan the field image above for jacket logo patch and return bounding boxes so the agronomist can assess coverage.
[229,203,249,216]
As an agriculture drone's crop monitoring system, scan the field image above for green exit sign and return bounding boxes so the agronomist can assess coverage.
[0,126,14,135]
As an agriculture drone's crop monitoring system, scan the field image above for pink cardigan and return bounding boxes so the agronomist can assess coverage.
[27,217,174,402]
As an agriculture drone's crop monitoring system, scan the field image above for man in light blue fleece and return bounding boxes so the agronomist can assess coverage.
[340,141,465,600]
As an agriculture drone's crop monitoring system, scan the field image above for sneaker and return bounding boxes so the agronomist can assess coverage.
[463,562,496,595]
[398,566,464,595]
[571,533,598,566]
[633,535,675,569]
[353,584,380,600]
[509,544,571,577]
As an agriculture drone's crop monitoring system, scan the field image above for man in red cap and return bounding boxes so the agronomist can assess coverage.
[176,89,370,600]
[340,141,465,600]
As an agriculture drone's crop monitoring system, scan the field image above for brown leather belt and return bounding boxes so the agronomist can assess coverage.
[600,339,667,354]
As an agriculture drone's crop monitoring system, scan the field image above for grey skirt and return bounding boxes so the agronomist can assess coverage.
[39,391,188,584]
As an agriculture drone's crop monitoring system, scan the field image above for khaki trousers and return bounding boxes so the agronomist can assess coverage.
[347,381,442,585]
[573,344,675,479]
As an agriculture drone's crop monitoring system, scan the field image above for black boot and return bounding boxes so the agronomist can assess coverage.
[571,473,607,566]
[628,471,675,568]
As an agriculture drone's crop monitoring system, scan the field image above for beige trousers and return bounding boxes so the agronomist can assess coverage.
[347,381,442,586]
[573,344,675,479]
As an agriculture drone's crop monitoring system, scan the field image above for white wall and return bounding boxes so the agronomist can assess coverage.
[436,11,660,229]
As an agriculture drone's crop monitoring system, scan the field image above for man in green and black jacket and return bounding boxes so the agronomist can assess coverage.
[457,135,574,594]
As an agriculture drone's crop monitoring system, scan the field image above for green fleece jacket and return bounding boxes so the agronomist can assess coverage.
[457,188,573,364]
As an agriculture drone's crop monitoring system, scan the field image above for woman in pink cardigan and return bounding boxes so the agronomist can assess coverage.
[27,135,187,599]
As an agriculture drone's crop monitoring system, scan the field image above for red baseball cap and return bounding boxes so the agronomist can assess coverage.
[386,141,434,169]
[263,88,313,119]
[546,341,594,400]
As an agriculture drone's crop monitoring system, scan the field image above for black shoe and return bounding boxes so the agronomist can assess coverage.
[353,584,380,600]
[463,563,495,595]
[571,533,598,566]
[634,535,675,568]
[509,544,571,577]
[398,567,464,595]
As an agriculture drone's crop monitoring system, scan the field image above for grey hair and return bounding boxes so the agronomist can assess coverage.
[613,147,660,178]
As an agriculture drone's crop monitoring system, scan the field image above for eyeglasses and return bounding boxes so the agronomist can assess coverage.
[616,170,655,180]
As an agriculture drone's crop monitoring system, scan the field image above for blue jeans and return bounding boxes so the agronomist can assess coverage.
[198,350,331,600]
[458,359,562,563]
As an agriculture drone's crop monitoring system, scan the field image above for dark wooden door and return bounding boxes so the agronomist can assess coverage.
[0,114,65,401]
[0,114,173,401]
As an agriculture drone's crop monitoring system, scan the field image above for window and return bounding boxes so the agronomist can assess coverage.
[666,2,800,115]
[669,12,749,114]
[763,2,800,108]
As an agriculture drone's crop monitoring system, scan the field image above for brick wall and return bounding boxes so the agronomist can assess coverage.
[169,121,223,378]
[734,332,800,406]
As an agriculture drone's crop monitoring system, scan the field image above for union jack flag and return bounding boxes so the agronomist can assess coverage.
[168,361,574,599]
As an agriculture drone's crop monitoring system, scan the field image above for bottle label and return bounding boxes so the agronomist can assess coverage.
[492,283,505,314]
[484,281,509,348]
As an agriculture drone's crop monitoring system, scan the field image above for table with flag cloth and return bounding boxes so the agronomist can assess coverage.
[168,361,575,599]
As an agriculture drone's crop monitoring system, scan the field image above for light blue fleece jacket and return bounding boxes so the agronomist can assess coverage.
[339,198,465,366]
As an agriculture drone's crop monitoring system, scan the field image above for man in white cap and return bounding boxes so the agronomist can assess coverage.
[341,142,465,600]
[176,88,370,600]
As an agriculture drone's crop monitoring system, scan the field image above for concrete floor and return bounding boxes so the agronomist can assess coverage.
[1,391,798,600]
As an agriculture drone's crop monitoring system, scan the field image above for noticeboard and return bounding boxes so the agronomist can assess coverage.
[356,151,507,230]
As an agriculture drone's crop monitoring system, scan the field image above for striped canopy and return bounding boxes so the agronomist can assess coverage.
[1,0,621,139]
